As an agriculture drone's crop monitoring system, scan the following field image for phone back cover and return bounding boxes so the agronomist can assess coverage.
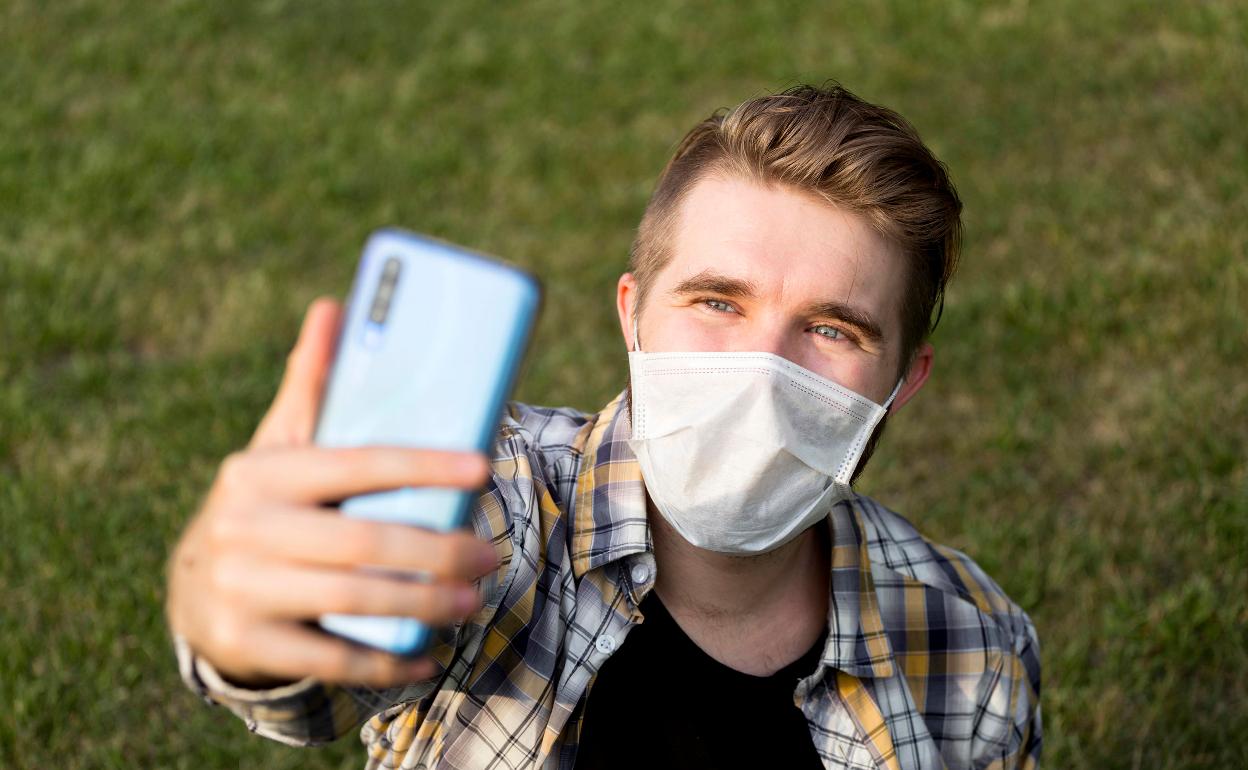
[314,228,539,653]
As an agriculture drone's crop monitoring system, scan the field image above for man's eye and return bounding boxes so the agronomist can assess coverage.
[703,299,736,314]
[812,325,847,341]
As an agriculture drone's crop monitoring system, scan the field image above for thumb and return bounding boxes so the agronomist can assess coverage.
[250,297,343,449]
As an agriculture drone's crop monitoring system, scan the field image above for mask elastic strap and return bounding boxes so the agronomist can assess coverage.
[882,377,905,412]
[631,315,640,353]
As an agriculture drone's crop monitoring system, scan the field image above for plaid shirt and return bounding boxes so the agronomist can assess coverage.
[177,392,1042,769]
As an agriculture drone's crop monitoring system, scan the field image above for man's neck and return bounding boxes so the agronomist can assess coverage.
[648,502,830,676]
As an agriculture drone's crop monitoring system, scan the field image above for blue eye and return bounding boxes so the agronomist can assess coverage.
[812,325,846,340]
[704,299,736,314]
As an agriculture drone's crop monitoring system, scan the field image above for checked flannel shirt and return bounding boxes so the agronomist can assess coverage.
[177,392,1042,769]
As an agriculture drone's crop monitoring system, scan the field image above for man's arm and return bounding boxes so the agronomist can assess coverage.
[175,634,373,747]
[173,629,468,747]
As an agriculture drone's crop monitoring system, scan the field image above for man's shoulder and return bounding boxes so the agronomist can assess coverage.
[476,401,599,534]
[852,493,1038,649]
[497,400,596,458]
[852,495,1044,766]
[471,402,599,604]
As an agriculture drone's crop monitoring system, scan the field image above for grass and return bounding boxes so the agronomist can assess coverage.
[2,1,1245,767]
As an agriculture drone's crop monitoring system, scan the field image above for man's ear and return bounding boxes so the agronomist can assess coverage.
[617,273,638,351]
[890,342,933,412]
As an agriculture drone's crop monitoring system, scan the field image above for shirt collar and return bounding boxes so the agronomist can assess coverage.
[821,499,896,678]
[570,390,895,679]
[569,391,651,578]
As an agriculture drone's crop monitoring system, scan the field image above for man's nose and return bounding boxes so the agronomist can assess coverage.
[731,318,798,362]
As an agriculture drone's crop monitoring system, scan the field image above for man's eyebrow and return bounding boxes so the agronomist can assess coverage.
[669,270,759,299]
[804,300,884,343]
[670,269,885,343]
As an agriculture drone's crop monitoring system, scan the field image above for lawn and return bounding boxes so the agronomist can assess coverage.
[2,1,1245,768]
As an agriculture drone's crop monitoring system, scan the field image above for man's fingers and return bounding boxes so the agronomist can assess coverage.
[217,446,491,505]
[231,623,439,688]
[212,506,499,577]
[251,297,342,450]
[216,559,484,623]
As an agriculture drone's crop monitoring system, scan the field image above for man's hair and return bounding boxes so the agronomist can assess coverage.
[628,83,963,372]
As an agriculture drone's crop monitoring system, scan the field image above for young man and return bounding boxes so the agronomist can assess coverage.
[167,84,1041,769]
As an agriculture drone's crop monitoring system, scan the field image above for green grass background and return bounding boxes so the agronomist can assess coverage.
[2,1,1245,767]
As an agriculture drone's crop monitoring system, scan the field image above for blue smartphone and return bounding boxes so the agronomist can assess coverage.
[313,227,540,656]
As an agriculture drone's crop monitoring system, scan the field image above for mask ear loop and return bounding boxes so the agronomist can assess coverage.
[881,377,905,412]
[631,314,641,353]
[838,377,906,489]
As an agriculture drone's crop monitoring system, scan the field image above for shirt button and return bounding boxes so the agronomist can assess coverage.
[630,562,651,586]
[594,634,616,654]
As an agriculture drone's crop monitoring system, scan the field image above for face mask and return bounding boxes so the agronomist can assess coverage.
[626,318,901,554]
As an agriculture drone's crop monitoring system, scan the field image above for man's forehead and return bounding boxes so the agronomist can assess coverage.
[665,175,905,315]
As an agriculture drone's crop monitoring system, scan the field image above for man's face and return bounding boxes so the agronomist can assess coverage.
[619,174,929,408]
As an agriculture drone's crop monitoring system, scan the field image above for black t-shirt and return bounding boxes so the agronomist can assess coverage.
[574,590,827,769]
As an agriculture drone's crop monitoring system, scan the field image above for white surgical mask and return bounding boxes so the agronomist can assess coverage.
[627,318,901,554]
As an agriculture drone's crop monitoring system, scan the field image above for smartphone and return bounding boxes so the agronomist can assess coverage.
[313,227,540,656]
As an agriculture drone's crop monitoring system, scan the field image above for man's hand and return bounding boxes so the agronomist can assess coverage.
[165,298,500,689]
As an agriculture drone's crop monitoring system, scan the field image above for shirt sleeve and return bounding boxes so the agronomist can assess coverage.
[971,614,1043,769]
[173,632,442,747]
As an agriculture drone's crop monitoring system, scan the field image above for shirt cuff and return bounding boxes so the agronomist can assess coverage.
[173,633,320,705]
